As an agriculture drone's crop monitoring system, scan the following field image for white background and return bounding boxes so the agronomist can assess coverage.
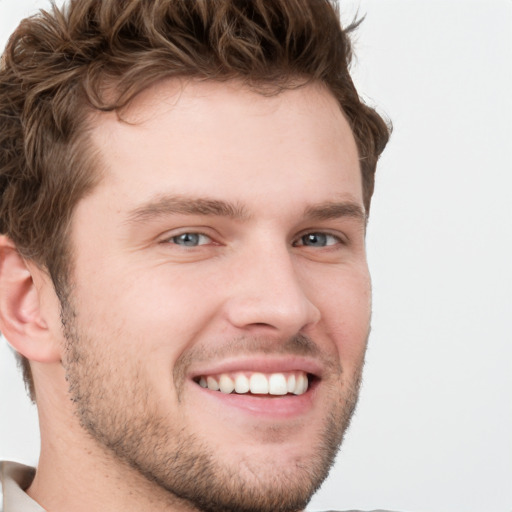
[0,1,511,511]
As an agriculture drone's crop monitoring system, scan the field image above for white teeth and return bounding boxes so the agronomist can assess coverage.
[199,371,310,396]
[268,373,288,395]
[234,374,250,394]
[250,373,269,394]
[219,374,235,394]
[294,373,308,395]
[206,376,219,391]
[286,374,296,393]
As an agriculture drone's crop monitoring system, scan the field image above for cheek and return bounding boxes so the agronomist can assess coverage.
[70,262,228,380]
[312,266,371,359]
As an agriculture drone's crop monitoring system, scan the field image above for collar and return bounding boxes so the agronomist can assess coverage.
[0,461,45,512]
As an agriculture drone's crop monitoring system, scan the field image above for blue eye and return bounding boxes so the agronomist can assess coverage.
[170,233,211,247]
[297,233,339,247]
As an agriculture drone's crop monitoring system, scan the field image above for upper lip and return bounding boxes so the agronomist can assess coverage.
[187,355,324,381]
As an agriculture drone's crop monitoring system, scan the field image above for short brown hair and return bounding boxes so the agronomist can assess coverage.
[0,0,390,401]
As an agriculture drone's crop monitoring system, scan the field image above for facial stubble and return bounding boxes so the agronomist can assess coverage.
[60,296,365,512]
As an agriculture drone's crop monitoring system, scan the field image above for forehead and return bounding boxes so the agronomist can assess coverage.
[86,78,362,214]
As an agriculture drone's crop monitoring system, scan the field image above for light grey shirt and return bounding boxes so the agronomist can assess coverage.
[0,460,397,512]
[0,461,45,512]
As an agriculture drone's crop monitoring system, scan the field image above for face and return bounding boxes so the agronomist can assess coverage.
[61,80,370,512]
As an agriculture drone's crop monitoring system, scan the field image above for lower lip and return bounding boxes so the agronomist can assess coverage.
[190,380,318,419]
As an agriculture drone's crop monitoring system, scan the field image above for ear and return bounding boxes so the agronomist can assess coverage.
[0,235,61,363]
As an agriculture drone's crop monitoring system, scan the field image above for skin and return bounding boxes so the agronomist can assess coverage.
[4,79,371,512]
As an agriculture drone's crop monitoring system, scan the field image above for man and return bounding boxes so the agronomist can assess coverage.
[0,0,390,511]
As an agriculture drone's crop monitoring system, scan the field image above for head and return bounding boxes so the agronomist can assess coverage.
[0,1,390,511]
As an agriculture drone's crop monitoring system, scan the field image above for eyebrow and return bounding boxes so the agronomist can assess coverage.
[126,195,250,224]
[303,201,367,224]
[126,194,366,226]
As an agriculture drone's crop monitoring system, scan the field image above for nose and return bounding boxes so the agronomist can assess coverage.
[223,243,321,337]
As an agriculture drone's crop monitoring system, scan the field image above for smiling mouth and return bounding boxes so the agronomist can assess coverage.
[193,371,312,396]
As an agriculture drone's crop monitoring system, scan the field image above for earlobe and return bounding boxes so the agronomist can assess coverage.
[0,235,61,363]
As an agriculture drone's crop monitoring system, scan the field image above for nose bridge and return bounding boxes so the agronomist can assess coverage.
[225,238,320,334]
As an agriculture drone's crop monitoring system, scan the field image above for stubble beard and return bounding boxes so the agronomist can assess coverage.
[60,296,365,512]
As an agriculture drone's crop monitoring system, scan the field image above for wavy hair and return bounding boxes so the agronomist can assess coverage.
[0,0,390,400]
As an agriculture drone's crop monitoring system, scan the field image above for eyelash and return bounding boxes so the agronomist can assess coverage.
[164,232,213,247]
[162,230,345,249]
[293,232,344,248]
